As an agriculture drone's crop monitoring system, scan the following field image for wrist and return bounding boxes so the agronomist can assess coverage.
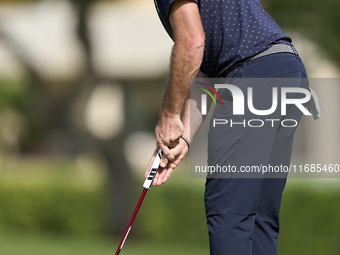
[180,135,190,149]
[160,111,181,119]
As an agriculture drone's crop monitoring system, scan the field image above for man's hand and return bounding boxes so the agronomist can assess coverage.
[144,138,189,187]
[155,115,184,167]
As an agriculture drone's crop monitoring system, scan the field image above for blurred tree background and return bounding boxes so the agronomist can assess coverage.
[0,0,137,238]
[0,0,167,236]
[0,0,339,254]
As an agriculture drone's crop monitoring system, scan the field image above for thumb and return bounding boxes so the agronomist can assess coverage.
[145,147,159,178]
[160,155,168,168]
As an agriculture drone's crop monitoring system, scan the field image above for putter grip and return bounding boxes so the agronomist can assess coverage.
[143,149,163,189]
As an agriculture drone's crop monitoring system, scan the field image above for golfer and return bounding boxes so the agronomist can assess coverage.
[145,0,309,254]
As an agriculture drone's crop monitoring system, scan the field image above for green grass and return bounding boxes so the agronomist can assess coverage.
[0,231,209,255]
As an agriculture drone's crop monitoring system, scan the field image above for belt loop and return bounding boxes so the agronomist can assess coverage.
[292,46,301,61]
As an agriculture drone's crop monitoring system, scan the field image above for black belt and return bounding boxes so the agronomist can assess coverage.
[219,44,298,78]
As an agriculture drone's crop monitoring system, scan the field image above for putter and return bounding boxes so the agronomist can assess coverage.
[115,148,163,255]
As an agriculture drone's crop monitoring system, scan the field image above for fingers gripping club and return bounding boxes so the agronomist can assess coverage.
[143,149,163,189]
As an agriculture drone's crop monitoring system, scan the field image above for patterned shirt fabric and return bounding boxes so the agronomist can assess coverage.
[154,0,292,77]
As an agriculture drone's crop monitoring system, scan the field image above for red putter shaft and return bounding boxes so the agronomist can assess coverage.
[115,189,147,255]
[115,149,163,255]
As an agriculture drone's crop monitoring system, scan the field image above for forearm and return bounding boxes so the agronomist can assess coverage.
[160,0,205,119]
[161,39,204,118]
[181,71,211,143]
[155,42,203,154]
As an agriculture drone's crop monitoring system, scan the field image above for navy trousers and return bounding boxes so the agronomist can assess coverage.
[205,52,308,255]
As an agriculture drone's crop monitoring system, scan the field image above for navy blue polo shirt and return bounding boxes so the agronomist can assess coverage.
[154,0,292,77]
